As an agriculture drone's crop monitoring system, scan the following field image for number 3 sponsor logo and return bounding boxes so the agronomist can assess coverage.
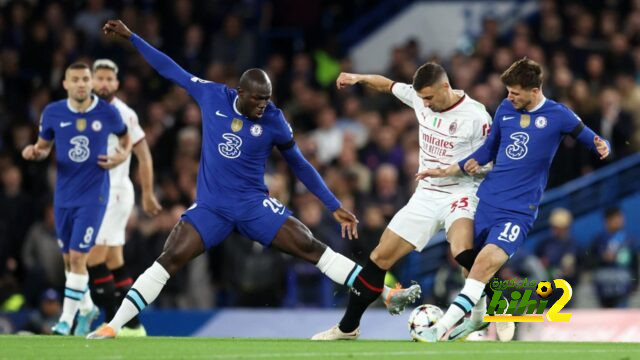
[505,132,529,160]
[218,133,242,159]
[69,135,90,162]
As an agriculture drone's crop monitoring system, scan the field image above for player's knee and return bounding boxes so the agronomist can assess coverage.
[369,249,393,270]
[106,257,124,269]
[470,253,504,282]
[156,250,186,275]
[449,241,471,258]
[68,254,88,272]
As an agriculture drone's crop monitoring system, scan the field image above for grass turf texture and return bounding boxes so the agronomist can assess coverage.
[1,336,639,360]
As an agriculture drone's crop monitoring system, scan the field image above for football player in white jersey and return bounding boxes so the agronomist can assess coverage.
[313,62,514,341]
[85,59,162,337]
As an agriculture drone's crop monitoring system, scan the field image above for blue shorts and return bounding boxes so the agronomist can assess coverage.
[473,200,534,258]
[181,195,293,250]
[54,205,107,253]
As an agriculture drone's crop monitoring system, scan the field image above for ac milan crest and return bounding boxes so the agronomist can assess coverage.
[449,121,458,135]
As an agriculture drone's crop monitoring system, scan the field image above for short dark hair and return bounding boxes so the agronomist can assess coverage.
[412,62,446,91]
[66,61,90,72]
[500,58,543,89]
[604,206,621,219]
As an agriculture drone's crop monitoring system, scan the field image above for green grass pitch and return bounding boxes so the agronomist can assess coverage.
[1,336,639,359]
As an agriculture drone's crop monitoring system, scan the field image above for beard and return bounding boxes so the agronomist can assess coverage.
[95,88,115,100]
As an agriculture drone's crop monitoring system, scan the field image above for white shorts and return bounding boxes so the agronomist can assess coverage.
[95,187,135,246]
[387,189,478,251]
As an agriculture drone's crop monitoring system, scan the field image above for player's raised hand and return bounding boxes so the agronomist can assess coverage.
[336,72,360,89]
[142,192,163,216]
[103,20,133,40]
[98,147,128,169]
[332,207,359,240]
[594,136,610,160]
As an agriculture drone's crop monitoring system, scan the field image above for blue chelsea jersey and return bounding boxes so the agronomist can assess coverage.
[39,95,126,207]
[472,98,590,215]
[182,77,293,205]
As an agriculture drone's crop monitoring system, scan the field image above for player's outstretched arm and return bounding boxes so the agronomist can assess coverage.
[132,139,162,216]
[336,72,394,93]
[103,20,201,90]
[22,138,52,161]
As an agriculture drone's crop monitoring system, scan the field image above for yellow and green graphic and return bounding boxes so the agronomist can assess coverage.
[483,278,572,323]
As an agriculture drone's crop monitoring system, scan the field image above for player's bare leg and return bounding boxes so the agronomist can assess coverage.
[88,221,204,339]
[416,244,509,342]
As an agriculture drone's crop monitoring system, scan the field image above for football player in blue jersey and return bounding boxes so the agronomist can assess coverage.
[22,62,131,335]
[88,20,419,339]
[413,58,610,342]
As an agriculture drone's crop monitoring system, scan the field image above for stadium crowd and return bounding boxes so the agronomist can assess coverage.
[0,0,639,318]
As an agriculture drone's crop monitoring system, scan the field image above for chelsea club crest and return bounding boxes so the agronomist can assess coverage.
[535,116,547,129]
[91,120,102,132]
[250,124,263,137]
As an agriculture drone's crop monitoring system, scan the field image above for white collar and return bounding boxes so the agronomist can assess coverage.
[232,95,243,116]
[67,94,99,113]
[528,95,546,112]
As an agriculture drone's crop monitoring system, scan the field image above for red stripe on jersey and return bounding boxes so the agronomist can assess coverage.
[132,136,146,147]
[424,158,452,166]
[422,187,453,194]
[419,123,460,138]
[441,94,466,113]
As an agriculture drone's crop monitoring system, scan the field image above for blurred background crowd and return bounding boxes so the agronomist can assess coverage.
[0,0,639,331]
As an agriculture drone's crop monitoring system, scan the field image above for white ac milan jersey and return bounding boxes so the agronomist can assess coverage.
[391,82,492,195]
[107,97,146,191]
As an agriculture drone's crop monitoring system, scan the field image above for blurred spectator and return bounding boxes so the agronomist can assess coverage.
[369,164,406,221]
[210,14,256,74]
[21,202,64,306]
[0,165,33,270]
[589,207,639,308]
[310,106,343,164]
[585,87,635,165]
[74,0,116,45]
[535,208,578,285]
[22,288,61,335]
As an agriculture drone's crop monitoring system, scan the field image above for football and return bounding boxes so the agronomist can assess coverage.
[536,281,553,298]
[408,304,443,341]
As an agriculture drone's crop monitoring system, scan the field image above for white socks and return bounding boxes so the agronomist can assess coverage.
[108,261,170,332]
[436,278,485,338]
[316,247,398,299]
[316,247,362,286]
[60,272,89,324]
[78,287,95,315]
[470,293,487,324]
